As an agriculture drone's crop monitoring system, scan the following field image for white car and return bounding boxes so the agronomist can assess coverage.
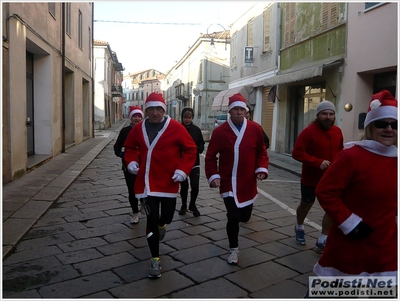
[214,114,227,128]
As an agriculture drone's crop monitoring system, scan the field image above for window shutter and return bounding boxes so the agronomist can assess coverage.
[284,3,296,47]
[322,3,338,31]
[263,8,271,52]
[330,3,338,27]
[247,19,254,46]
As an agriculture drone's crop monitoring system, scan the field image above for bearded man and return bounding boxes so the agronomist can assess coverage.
[292,100,344,253]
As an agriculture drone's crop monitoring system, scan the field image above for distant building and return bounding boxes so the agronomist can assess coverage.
[2,2,93,183]
[163,30,230,131]
[93,40,124,130]
[122,69,164,117]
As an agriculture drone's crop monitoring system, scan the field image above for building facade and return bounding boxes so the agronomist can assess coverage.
[122,69,164,117]
[341,2,397,142]
[226,2,397,154]
[93,40,124,130]
[216,2,280,147]
[163,30,231,132]
[2,2,94,183]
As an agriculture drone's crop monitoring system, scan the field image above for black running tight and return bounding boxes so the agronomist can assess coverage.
[145,196,176,258]
[223,197,253,249]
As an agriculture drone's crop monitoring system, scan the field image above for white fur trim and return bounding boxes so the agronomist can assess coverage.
[338,213,362,235]
[344,140,398,157]
[364,105,397,127]
[129,109,143,119]
[228,101,249,112]
[145,101,166,111]
[208,174,220,184]
[313,262,398,277]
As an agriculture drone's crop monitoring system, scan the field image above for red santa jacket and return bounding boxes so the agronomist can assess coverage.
[205,118,269,208]
[314,142,397,276]
[292,122,344,186]
[124,116,197,198]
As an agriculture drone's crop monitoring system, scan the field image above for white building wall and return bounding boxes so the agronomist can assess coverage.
[341,2,398,142]
[94,46,108,129]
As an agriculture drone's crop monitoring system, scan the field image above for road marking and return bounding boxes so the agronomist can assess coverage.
[257,187,322,231]
[264,180,299,183]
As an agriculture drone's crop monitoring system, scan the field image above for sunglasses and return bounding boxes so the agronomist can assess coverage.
[373,120,398,130]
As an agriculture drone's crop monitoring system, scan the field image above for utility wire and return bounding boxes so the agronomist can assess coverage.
[94,20,202,26]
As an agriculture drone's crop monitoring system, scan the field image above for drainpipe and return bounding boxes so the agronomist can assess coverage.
[91,3,95,137]
[61,3,66,152]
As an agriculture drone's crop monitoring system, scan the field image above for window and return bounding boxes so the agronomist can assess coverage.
[321,3,338,31]
[66,3,71,36]
[78,10,83,49]
[48,3,56,18]
[263,7,271,52]
[247,19,254,46]
[365,2,380,10]
[283,3,296,47]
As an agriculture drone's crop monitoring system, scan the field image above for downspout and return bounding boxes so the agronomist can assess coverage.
[61,3,66,152]
[91,2,95,137]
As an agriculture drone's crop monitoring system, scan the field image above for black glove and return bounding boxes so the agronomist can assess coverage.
[119,151,125,159]
[347,221,374,240]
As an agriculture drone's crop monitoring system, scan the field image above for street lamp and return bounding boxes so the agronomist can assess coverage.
[206,23,229,51]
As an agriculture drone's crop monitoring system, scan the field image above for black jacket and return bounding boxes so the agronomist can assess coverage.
[113,124,133,170]
[181,108,205,167]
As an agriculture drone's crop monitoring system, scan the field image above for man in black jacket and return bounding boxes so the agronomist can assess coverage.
[179,108,205,217]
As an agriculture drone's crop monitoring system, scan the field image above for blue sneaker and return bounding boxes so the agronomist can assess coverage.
[295,226,306,245]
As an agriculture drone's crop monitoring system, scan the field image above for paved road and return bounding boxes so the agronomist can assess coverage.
[3,125,324,298]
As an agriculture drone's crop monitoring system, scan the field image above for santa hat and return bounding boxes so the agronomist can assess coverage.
[228,93,249,112]
[128,106,144,119]
[145,92,166,111]
[364,90,398,128]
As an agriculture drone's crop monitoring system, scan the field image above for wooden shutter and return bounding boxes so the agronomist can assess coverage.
[247,19,254,46]
[263,8,271,52]
[284,3,296,47]
[322,3,338,31]
[261,87,274,147]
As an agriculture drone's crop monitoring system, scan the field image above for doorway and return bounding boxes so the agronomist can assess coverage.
[288,84,326,153]
[26,52,34,156]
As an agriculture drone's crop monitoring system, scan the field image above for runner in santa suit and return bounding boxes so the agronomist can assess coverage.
[205,93,269,265]
[313,90,397,277]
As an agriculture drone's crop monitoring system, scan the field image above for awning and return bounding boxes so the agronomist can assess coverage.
[212,85,254,111]
[253,65,323,88]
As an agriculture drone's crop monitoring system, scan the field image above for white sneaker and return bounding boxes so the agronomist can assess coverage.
[130,213,139,224]
[227,248,239,265]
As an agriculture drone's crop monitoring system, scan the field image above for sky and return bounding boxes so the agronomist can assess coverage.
[93,1,256,74]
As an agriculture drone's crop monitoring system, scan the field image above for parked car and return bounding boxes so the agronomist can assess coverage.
[214,114,227,128]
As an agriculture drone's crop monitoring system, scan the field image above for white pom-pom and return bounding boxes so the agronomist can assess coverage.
[370,99,381,110]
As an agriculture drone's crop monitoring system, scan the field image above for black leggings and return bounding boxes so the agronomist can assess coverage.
[123,169,138,214]
[223,197,253,249]
[179,166,200,206]
[145,196,176,258]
